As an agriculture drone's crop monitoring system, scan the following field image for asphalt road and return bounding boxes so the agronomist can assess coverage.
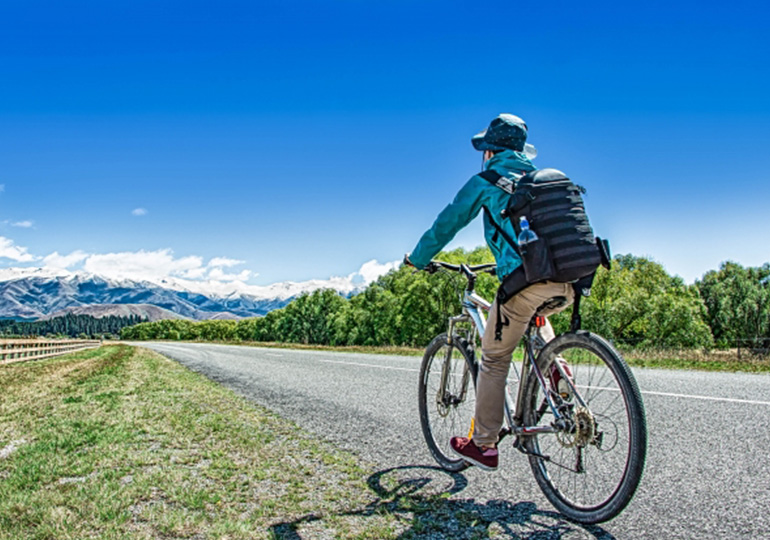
[136,341,770,539]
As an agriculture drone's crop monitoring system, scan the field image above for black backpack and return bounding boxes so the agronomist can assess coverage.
[480,168,611,337]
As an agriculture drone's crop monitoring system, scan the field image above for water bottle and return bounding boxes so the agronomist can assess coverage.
[517,216,538,254]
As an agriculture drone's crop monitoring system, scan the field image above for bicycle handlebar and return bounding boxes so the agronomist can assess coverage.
[427,260,497,276]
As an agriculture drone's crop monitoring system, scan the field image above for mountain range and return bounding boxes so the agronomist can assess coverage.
[0,267,365,321]
[39,303,188,322]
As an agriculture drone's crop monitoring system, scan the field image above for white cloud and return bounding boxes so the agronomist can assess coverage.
[36,247,257,287]
[131,208,148,217]
[180,267,208,280]
[0,236,36,262]
[83,249,203,282]
[353,259,400,285]
[2,240,398,301]
[0,185,5,193]
[11,220,34,228]
[208,257,244,268]
[43,250,90,269]
[208,267,252,282]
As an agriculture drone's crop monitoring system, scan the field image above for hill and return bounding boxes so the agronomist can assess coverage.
[0,269,362,320]
[39,303,187,322]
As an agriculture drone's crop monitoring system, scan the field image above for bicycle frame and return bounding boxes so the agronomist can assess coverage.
[441,266,581,440]
[422,261,646,523]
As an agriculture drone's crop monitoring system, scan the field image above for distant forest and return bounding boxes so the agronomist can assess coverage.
[0,314,147,339]
[121,248,770,351]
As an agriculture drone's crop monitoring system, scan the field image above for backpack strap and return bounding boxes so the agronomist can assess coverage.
[482,206,520,257]
[479,170,530,341]
[478,169,517,194]
[478,170,522,254]
[493,266,528,340]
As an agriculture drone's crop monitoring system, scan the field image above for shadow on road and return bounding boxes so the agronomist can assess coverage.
[270,465,616,539]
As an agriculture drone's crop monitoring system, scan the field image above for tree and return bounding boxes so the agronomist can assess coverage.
[555,255,714,348]
[274,289,346,344]
[697,262,770,347]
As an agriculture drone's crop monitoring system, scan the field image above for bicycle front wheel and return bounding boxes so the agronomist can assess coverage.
[418,333,477,472]
[522,331,647,524]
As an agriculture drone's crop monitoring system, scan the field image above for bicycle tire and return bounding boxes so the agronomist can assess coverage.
[418,333,478,472]
[522,331,647,524]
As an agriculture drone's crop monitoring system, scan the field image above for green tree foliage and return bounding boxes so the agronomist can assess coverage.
[121,319,210,341]
[372,246,496,346]
[331,285,400,346]
[276,289,346,344]
[696,262,770,347]
[568,255,714,348]
[0,314,145,339]
[122,249,769,351]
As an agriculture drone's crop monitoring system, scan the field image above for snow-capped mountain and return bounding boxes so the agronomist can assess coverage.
[0,266,379,321]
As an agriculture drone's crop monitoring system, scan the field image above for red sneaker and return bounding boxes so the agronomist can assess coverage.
[550,356,574,399]
[450,437,498,471]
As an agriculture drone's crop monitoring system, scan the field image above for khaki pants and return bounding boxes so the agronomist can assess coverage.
[473,281,575,447]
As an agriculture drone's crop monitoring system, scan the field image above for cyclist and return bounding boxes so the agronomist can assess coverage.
[406,114,574,471]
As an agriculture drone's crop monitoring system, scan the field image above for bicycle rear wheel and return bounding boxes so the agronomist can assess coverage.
[522,331,647,524]
[418,333,477,472]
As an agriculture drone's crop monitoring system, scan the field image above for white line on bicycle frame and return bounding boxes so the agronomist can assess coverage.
[309,357,770,406]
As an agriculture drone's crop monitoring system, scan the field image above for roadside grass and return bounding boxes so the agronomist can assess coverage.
[1,345,610,539]
[1,345,483,539]
[618,347,770,373]
[126,338,770,373]
[236,341,424,358]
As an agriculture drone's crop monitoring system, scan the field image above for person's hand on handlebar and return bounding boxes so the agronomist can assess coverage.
[403,254,440,274]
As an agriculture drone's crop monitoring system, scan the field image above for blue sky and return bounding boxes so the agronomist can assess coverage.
[1,0,768,286]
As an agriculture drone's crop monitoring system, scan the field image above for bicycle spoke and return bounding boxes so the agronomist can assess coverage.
[523,333,646,523]
[419,336,477,472]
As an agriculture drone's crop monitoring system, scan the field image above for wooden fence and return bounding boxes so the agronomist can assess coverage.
[0,339,101,365]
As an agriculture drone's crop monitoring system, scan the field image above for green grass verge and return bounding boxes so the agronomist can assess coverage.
[2,345,501,539]
[236,341,425,357]
[1,345,602,539]
[4,345,595,539]
[620,354,770,373]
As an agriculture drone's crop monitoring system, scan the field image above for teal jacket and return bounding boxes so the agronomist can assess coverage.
[410,150,537,280]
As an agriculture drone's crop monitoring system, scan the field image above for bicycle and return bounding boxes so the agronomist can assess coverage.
[417,260,647,524]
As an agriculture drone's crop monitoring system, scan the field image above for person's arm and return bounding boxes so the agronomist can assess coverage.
[408,176,486,269]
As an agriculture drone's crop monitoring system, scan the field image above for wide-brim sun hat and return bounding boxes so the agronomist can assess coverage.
[472,113,537,159]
